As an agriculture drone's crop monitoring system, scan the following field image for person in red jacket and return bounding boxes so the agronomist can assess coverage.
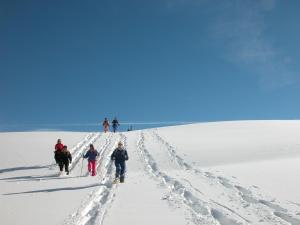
[54,139,64,164]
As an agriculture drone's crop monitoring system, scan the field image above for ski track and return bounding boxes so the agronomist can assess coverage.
[63,133,126,225]
[136,131,249,225]
[151,130,300,225]
[83,133,113,177]
[69,133,102,173]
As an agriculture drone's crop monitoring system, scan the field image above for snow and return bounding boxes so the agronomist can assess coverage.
[1,121,300,225]
[214,157,300,204]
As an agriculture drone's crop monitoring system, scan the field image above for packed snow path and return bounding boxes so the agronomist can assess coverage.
[63,131,300,225]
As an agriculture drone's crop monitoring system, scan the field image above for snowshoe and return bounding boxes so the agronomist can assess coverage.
[113,177,120,184]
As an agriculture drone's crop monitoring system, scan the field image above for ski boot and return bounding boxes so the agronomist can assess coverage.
[120,175,125,183]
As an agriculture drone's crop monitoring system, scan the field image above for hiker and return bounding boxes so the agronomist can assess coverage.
[112,117,120,133]
[54,139,64,164]
[83,144,99,176]
[56,145,72,175]
[111,141,129,183]
[103,118,110,133]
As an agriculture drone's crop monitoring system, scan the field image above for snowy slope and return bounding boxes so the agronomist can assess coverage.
[1,121,300,225]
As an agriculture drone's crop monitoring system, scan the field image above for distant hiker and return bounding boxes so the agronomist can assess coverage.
[54,139,64,164]
[103,118,110,133]
[127,126,133,132]
[56,145,72,175]
[112,117,120,133]
[111,141,128,183]
[83,144,99,176]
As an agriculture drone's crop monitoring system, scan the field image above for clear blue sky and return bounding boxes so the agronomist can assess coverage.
[1,0,300,131]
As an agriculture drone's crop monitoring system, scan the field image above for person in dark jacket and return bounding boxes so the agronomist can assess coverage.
[83,144,99,176]
[112,117,120,133]
[111,141,128,183]
[56,145,72,175]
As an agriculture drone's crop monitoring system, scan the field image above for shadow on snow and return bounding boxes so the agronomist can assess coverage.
[0,165,51,174]
[3,183,101,195]
[0,174,78,182]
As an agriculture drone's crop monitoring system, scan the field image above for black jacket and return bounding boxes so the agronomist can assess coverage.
[112,119,119,127]
[111,148,128,163]
[57,150,72,164]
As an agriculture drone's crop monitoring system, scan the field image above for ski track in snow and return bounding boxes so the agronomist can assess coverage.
[137,131,247,225]
[83,133,113,177]
[69,133,102,173]
[62,133,126,225]
[150,130,300,225]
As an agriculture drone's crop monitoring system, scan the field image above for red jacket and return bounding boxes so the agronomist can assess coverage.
[55,143,64,152]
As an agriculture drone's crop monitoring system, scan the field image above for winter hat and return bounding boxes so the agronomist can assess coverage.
[118,141,123,146]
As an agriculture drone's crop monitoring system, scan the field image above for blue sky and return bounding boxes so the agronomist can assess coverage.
[0,0,300,131]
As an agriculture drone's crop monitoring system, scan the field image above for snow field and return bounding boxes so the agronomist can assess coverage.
[1,121,300,225]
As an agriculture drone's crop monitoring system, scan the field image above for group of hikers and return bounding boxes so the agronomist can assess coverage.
[103,117,120,133]
[54,139,72,175]
[102,117,134,132]
[54,136,129,183]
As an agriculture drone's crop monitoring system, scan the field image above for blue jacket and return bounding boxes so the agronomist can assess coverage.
[84,149,99,161]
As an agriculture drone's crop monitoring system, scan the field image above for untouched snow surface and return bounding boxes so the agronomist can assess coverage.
[1,121,300,225]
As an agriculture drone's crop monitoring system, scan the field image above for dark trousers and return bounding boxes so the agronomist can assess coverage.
[115,161,126,178]
[59,162,69,172]
[113,125,117,133]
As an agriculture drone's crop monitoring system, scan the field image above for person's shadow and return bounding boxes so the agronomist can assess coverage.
[0,165,51,174]
[3,183,101,195]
